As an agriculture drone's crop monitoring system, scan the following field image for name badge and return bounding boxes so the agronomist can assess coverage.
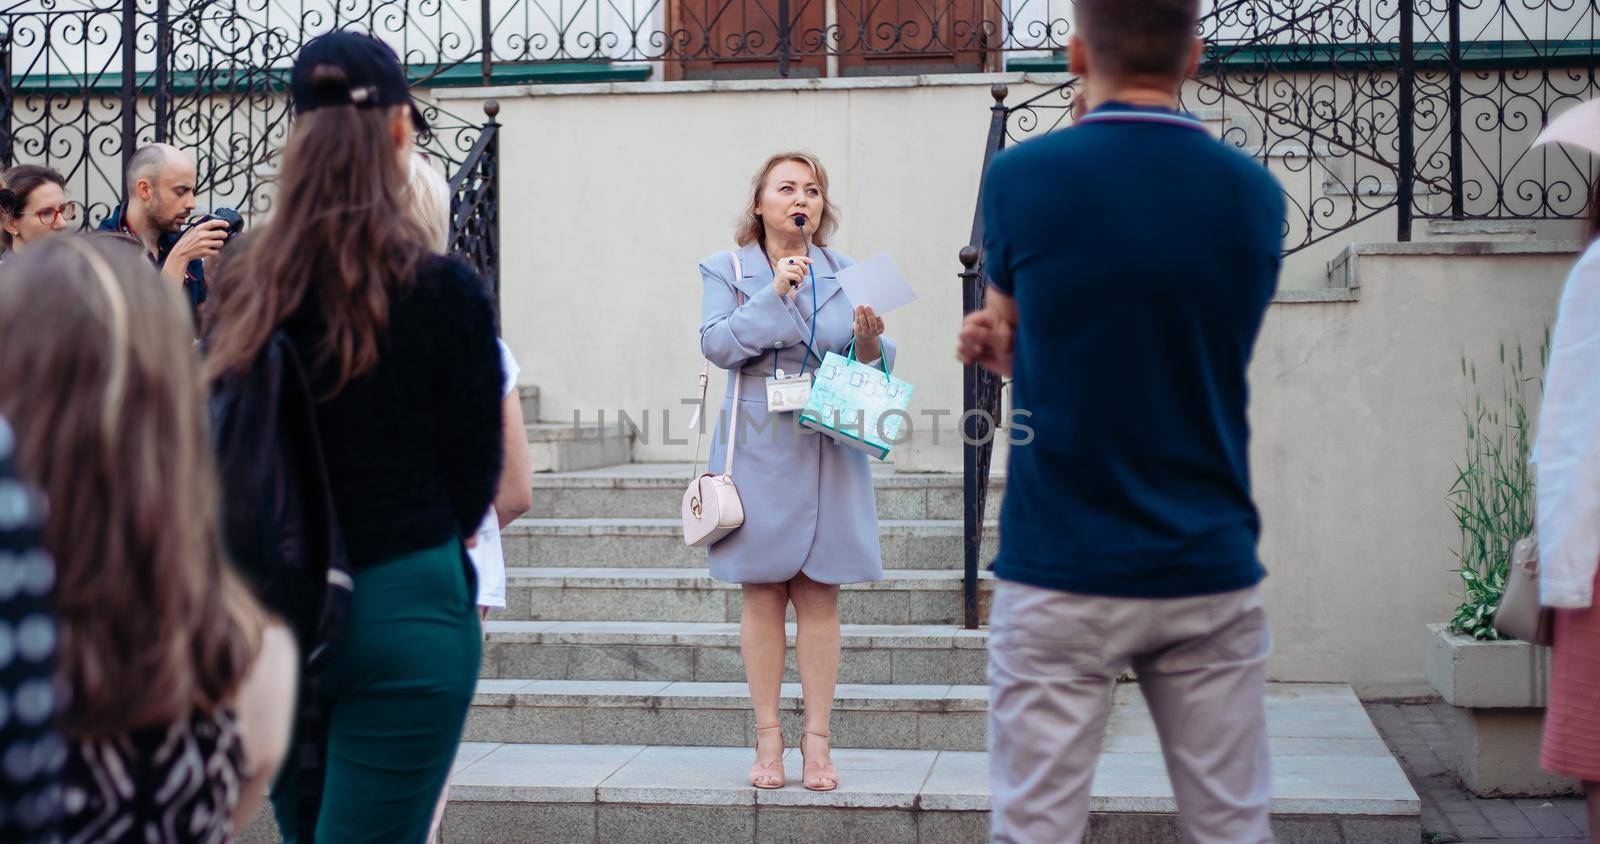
[767,370,813,413]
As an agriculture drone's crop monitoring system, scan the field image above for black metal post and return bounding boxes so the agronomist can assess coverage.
[1447,0,1463,220]
[155,0,171,142]
[0,29,13,170]
[484,99,502,332]
[121,1,138,205]
[960,246,982,630]
[777,0,791,78]
[1397,1,1415,241]
[481,0,493,86]
[958,83,1010,631]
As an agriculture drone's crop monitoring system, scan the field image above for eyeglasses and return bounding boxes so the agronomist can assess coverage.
[26,201,78,225]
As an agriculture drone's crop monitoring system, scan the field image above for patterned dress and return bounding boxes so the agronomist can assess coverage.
[0,413,64,843]
[61,710,246,844]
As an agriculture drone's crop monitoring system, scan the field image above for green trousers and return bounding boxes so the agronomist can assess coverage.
[273,539,481,844]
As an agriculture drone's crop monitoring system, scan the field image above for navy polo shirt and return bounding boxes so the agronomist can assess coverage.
[980,102,1285,598]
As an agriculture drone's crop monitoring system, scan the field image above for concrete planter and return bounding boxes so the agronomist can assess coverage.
[1424,623,1579,797]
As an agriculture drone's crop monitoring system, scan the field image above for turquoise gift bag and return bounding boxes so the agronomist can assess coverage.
[798,340,914,460]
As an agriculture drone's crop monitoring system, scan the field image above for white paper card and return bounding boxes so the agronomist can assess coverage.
[837,252,918,315]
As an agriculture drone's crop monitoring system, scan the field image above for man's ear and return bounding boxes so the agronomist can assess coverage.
[1068,34,1088,76]
[136,177,152,203]
[1186,37,1205,78]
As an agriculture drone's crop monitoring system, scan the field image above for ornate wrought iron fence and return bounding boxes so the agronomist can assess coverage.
[958,0,1600,620]
[1404,0,1600,225]
[0,0,500,282]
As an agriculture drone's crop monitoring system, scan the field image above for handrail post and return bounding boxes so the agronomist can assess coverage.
[960,246,983,630]
[959,82,1009,630]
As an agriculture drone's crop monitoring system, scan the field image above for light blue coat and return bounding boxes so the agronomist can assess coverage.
[697,240,896,585]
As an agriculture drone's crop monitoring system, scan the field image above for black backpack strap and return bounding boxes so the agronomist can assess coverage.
[269,335,353,844]
[278,339,352,671]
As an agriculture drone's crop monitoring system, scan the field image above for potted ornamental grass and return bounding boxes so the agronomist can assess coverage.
[1424,341,1574,796]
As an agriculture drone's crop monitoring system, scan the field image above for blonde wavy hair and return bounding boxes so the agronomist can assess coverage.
[407,151,452,253]
[734,151,839,248]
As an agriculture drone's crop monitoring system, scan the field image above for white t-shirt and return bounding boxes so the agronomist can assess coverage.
[468,339,519,609]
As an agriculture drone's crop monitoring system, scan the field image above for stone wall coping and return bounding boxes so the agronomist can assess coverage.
[1338,240,1586,259]
[432,70,1072,100]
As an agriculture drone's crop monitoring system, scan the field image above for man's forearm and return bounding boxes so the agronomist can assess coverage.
[161,254,187,284]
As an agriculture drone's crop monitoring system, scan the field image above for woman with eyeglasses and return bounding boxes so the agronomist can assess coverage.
[0,166,75,252]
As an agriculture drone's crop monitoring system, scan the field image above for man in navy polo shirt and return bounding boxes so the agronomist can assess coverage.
[958,1,1284,841]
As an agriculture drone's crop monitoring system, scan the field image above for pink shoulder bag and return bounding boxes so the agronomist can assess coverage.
[682,252,746,547]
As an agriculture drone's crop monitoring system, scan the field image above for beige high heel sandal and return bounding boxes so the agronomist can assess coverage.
[749,724,785,789]
[801,728,838,792]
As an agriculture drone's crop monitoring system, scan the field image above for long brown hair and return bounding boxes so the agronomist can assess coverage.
[203,65,429,393]
[734,151,839,248]
[0,235,264,738]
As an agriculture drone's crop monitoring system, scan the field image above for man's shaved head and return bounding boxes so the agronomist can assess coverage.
[126,143,191,195]
[126,143,198,234]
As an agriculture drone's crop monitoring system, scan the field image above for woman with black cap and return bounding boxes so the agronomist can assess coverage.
[204,32,502,843]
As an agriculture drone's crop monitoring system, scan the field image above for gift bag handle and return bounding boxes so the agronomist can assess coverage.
[844,338,890,378]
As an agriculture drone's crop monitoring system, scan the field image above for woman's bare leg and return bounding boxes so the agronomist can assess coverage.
[741,582,791,785]
[789,572,841,785]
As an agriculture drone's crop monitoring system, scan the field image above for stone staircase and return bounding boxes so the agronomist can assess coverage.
[521,386,636,473]
[433,458,1424,843]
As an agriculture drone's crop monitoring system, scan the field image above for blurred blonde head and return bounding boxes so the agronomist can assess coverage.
[407,152,451,253]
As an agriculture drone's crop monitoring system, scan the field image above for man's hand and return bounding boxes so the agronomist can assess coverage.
[957,291,1018,377]
[162,218,230,282]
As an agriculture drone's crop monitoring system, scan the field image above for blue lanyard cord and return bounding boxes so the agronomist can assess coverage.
[775,263,821,378]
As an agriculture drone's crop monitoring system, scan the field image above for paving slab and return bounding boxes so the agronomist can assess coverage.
[448,683,1420,825]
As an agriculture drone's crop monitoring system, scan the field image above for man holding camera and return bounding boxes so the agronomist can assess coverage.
[98,143,232,327]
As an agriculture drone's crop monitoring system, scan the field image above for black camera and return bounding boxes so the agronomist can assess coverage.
[188,207,244,240]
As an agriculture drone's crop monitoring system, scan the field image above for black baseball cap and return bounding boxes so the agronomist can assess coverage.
[290,31,428,133]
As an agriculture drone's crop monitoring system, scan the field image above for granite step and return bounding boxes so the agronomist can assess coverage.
[499,567,994,625]
[479,621,990,685]
[439,684,1421,844]
[526,423,634,473]
[501,518,997,569]
[528,462,1006,521]
[466,680,987,751]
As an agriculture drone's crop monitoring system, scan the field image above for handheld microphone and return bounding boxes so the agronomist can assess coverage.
[785,214,810,290]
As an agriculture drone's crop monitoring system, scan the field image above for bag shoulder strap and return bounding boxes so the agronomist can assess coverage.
[689,251,746,480]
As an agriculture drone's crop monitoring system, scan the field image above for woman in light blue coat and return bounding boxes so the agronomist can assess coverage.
[698,151,893,793]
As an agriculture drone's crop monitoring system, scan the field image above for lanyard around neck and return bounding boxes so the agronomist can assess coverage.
[771,258,820,379]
